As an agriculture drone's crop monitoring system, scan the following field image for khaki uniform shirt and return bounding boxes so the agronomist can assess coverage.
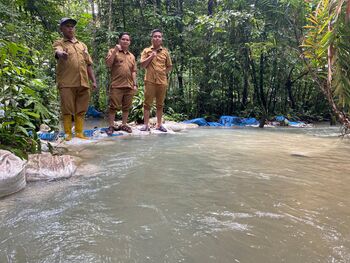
[141,46,172,86]
[53,38,93,88]
[106,49,137,89]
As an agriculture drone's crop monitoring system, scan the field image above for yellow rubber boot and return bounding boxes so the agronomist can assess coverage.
[63,115,72,141]
[75,114,88,139]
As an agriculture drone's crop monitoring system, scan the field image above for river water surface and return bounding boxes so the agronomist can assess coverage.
[1,127,350,262]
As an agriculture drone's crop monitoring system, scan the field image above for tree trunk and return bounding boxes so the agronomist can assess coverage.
[241,48,249,111]
[175,0,184,105]
[166,0,171,12]
[258,53,267,112]
[121,0,126,30]
[227,74,234,114]
[285,68,296,109]
[137,0,144,19]
[247,50,260,107]
[208,0,214,16]
[90,0,100,110]
[322,82,350,133]
[249,52,267,127]
[156,0,161,15]
[108,0,112,35]
[259,115,267,128]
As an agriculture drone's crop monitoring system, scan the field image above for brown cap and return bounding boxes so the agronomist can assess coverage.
[59,18,77,26]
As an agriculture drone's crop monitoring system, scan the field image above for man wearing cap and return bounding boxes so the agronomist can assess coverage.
[105,32,137,135]
[53,18,97,141]
[140,29,172,132]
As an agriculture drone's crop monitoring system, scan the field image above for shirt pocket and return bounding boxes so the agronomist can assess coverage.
[113,59,124,67]
[126,59,134,71]
[76,45,89,63]
[156,52,167,64]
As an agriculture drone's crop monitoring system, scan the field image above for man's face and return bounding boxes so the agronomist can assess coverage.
[60,23,75,39]
[152,31,163,47]
[119,34,131,49]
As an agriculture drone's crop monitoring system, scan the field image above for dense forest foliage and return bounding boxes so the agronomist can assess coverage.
[1,0,350,157]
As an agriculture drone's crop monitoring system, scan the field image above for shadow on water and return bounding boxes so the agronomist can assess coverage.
[1,126,350,262]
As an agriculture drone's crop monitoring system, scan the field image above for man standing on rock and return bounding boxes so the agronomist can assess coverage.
[140,29,172,132]
[105,32,137,135]
[53,18,97,141]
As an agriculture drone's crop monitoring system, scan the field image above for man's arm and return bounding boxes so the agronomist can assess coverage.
[132,71,137,90]
[165,50,173,74]
[105,44,121,68]
[53,40,68,60]
[165,65,172,74]
[140,50,157,69]
[87,65,97,90]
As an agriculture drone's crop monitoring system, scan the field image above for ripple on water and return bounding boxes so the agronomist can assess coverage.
[1,128,350,262]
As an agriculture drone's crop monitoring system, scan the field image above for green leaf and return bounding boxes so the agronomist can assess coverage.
[17,126,29,136]
[23,110,40,119]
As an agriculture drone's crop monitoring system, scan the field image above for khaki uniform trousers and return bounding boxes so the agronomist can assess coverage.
[59,86,90,116]
[143,81,167,111]
[109,88,135,113]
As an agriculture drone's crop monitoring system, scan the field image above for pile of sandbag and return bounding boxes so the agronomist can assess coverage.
[0,150,77,198]
[0,150,27,198]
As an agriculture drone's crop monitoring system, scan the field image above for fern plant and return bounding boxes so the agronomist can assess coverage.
[0,40,58,158]
[302,0,350,132]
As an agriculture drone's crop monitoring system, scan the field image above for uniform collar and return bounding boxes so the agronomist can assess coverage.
[119,49,130,54]
[151,45,163,51]
[63,37,78,43]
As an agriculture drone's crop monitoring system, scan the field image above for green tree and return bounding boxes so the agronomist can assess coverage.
[0,0,61,158]
[303,0,350,133]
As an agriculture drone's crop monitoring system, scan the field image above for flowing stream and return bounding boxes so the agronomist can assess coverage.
[1,126,350,262]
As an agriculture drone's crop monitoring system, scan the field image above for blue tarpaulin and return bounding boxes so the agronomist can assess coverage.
[86,106,103,118]
[38,132,59,141]
[288,121,306,127]
[81,128,123,137]
[183,116,259,127]
[241,118,259,125]
[274,116,306,126]
[207,122,223,127]
[219,116,242,126]
[182,118,209,126]
[182,115,307,128]
[275,115,285,122]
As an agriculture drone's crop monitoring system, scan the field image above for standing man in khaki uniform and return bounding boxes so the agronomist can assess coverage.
[140,29,172,132]
[105,32,137,135]
[53,18,97,141]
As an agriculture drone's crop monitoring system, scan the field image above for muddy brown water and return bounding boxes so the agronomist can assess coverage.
[0,126,350,262]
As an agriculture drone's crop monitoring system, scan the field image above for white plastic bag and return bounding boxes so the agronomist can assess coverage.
[0,150,26,198]
[26,153,77,181]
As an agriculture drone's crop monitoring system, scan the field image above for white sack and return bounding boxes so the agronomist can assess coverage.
[0,150,26,198]
[26,153,77,182]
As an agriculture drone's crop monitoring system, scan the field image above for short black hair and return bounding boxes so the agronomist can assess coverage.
[151,29,162,37]
[119,32,130,39]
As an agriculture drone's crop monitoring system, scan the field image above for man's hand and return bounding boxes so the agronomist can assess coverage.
[150,50,157,58]
[92,82,97,91]
[56,49,68,60]
[115,44,122,51]
[140,50,157,69]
